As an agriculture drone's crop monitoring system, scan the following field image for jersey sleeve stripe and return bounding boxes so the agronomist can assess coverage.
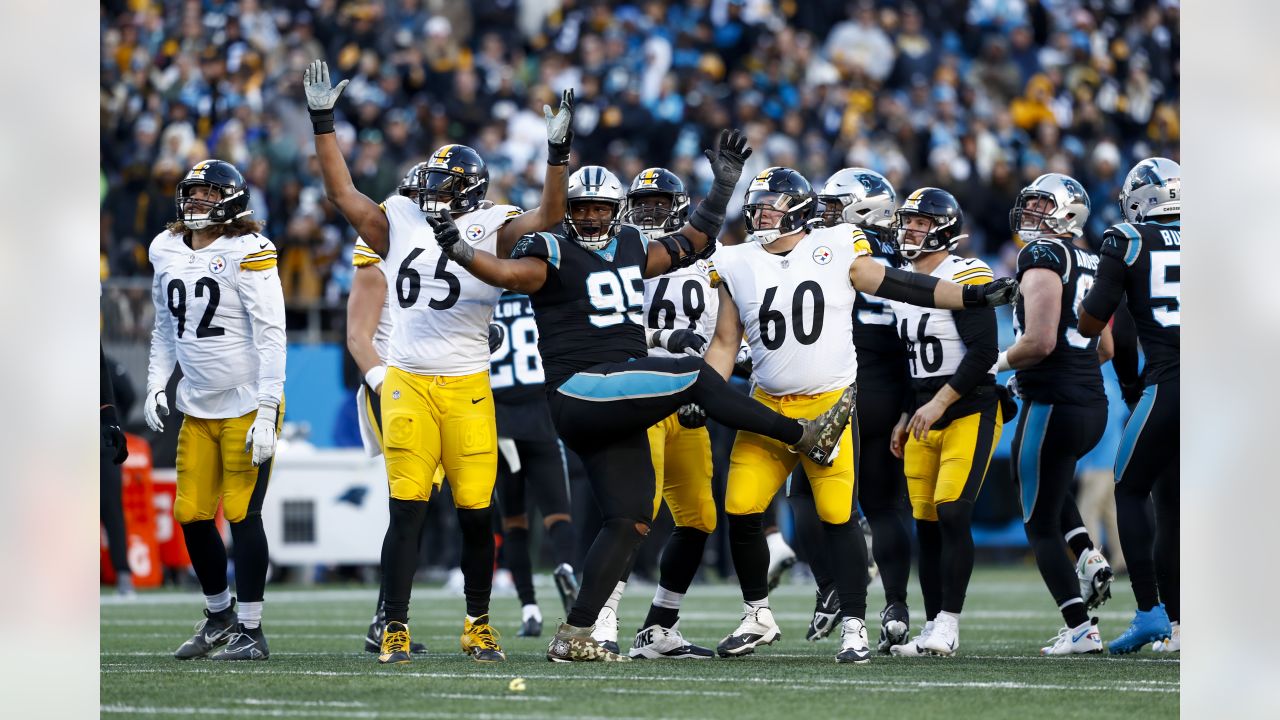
[952,267,994,282]
[1117,223,1143,266]
[539,232,562,269]
[352,253,382,268]
[240,255,278,271]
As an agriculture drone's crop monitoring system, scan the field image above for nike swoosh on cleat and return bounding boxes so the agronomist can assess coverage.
[260,242,269,249]
[1071,628,1092,643]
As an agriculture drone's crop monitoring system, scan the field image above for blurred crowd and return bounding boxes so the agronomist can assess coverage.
[101,0,1179,314]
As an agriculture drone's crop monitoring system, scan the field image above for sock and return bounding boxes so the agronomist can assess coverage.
[229,515,269,603]
[504,526,536,606]
[745,599,768,611]
[690,363,803,444]
[727,513,769,603]
[1060,597,1088,628]
[181,519,229,598]
[547,519,576,566]
[605,580,626,614]
[916,519,943,621]
[822,519,869,621]
[457,508,496,618]
[239,601,263,629]
[936,501,975,615]
[566,518,646,628]
[1064,526,1094,558]
[522,604,542,623]
[205,588,232,614]
[937,610,960,625]
[644,586,685,629]
[381,498,429,624]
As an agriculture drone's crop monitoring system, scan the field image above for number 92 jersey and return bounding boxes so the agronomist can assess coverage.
[644,255,719,359]
[710,225,871,396]
[380,195,519,375]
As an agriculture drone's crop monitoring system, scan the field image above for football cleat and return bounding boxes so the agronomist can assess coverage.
[1152,622,1180,653]
[210,624,269,661]
[889,621,935,657]
[1041,618,1103,656]
[518,605,543,638]
[836,617,872,664]
[553,563,580,617]
[174,601,238,660]
[593,605,620,654]
[547,623,630,662]
[1108,604,1171,655]
[629,622,714,660]
[717,605,782,658]
[878,601,910,653]
[461,615,506,663]
[791,385,856,466]
[806,587,841,642]
[922,614,959,657]
[860,515,879,581]
[378,621,412,664]
[1077,549,1113,611]
[365,612,426,654]
[766,532,797,591]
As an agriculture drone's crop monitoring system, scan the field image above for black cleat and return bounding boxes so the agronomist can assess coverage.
[211,623,269,661]
[878,601,910,654]
[807,587,841,642]
[519,615,543,638]
[792,386,856,466]
[174,601,238,660]
[553,563,580,617]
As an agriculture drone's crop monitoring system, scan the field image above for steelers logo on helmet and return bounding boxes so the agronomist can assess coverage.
[175,159,253,231]
[418,144,489,215]
[466,224,485,241]
[893,187,966,260]
[742,167,817,245]
[567,165,625,251]
[624,167,689,240]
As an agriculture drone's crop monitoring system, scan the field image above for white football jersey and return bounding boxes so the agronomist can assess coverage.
[381,196,520,376]
[352,237,393,362]
[710,225,871,395]
[644,252,719,359]
[888,254,997,380]
[147,230,286,419]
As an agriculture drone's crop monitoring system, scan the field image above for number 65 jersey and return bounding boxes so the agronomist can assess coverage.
[147,230,286,419]
[710,225,872,396]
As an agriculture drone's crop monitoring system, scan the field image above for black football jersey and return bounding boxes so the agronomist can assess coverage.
[851,224,910,386]
[490,291,544,403]
[511,226,650,389]
[1098,219,1181,385]
[1012,238,1107,406]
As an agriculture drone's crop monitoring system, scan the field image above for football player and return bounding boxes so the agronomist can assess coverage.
[998,173,1115,655]
[884,188,1007,658]
[306,59,573,663]
[1078,158,1181,654]
[144,159,285,661]
[703,171,1019,664]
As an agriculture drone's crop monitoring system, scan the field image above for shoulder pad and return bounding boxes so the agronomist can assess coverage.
[950,256,993,285]
[1016,240,1069,282]
[1102,223,1143,266]
[239,235,278,271]
[353,238,382,268]
[511,232,562,269]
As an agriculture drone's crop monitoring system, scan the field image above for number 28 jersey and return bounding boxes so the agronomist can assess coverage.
[380,195,520,376]
[710,225,871,396]
[644,256,719,359]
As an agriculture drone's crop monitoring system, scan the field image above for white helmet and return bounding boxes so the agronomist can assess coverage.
[1010,173,1091,242]
[566,165,625,250]
[1119,157,1180,223]
[818,167,897,228]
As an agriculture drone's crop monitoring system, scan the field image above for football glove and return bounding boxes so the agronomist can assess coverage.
[962,277,1019,308]
[703,128,752,188]
[544,88,575,166]
[143,388,170,433]
[489,322,506,354]
[303,59,349,134]
[427,212,473,265]
[245,401,279,467]
[657,329,707,357]
[677,403,707,429]
[101,407,128,465]
[1004,374,1023,400]
[1120,378,1145,411]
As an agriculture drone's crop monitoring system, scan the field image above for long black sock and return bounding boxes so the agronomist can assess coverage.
[865,506,911,605]
[504,525,536,606]
[916,519,942,621]
[373,583,385,619]
[644,526,709,628]
[1061,501,1094,558]
[691,364,802,444]
[457,508,496,618]
[567,518,647,627]
[229,515,269,603]
[382,498,429,624]
[1153,471,1179,622]
[181,519,228,597]
[1116,489,1159,611]
[936,501,975,615]
[728,513,769,603]
[822,519,869,620]
[547,519,576,567]
[790,492,833,590]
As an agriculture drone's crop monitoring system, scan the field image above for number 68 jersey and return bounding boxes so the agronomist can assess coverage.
[147,230,286,419]
[644,256,719,359]
[709,225,872,396]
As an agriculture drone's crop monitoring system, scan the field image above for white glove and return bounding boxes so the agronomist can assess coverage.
[245,402,279,467]
[303,59,349,111]
[144,388,170,432]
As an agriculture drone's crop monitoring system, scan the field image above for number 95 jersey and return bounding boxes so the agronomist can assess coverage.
[710,225,871,396]
[381,195,518,375]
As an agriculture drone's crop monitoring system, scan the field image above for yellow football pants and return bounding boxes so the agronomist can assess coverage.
[363,381,445,489]
[905,403,1003,521]
[647,413,717,533]
[175,401,284,524]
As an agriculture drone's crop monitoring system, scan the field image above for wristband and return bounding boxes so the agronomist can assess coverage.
[309,107,335,135]
[365,365,387,391]
[996,350,1012,373]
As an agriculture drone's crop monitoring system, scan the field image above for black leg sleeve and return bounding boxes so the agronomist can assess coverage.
[916,519,943,621]
[1153,465,1180,623]
[382,498,429,624]
[728,512,770,603]
[822,519,869,621]
[100,457,130,575]
[229,515,269,604]
[689,363,803,445]
[787,472,834,591]
[181,519,228,597]
[547,519,576,568]
[644,526,710,629]
[936,501,975,615]
[457,507,496,618]
[567,518,647,627]
[504,525,536,606]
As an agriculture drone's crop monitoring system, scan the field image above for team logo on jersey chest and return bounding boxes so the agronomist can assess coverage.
[466,224,485,241]
[812,246,833,265]
[209,255,226,274]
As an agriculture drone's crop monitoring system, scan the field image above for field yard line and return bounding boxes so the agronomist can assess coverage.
[239,699,366,708]
[600,688,743,697]
[102,705,644,720]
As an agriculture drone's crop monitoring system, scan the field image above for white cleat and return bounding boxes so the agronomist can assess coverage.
[835,617,872,664]
[766,533,797,590]
[1077,549,1113,611]
[717,605,782,657]
[922,614,959,656]
[1041,618,1104,656]
[889,620,935,657]
[1152,622,1180,653]
[592,605,620,654]
[629,622,714,659]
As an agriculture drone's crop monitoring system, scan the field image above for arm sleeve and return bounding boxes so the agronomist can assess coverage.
[1081,226,1133,322]
[947,306,999,398]
[239,240,288,406]
[1110,301,1142,387]
[146,270,177,393]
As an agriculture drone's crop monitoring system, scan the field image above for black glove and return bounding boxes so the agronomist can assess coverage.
[427,212,473,265]
[544,88,575,166]
[690,128,753,238]
[101,407,129,465]
[660,329,707,357]
[677,403,707,429]
[1120,378,1145,412]
[962,277,1019,308]
[488,322,506,354]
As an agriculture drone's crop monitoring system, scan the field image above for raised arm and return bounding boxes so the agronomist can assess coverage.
[703,285,745,380]
[850,255,1019,310]
[497,89,574,257]
[347,262,388,393]
[430,213,549,294]
[305,60,390,256]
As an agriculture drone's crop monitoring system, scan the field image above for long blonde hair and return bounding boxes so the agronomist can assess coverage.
[166,216,265,238]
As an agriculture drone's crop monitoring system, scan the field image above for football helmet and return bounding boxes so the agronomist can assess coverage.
[894,187,965,260]
[175,159,252,230]
[397,161,430,202]
[566,165,625,250]
[819,168,897,228]
[624,167,689,239]
[1009,173,1091,242]
[1119,157,1180,223]
[419,144,488,215]
[742,167,816,245]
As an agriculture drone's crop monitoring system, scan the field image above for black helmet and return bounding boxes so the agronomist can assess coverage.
[624,167,690,238]
[893,187,965,259]
[419,144,488,215]
[742,167,816,245]
[174,159,251,230]
[398,161,430,202]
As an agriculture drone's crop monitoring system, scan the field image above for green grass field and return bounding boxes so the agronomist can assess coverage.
[101,565,1178,719]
